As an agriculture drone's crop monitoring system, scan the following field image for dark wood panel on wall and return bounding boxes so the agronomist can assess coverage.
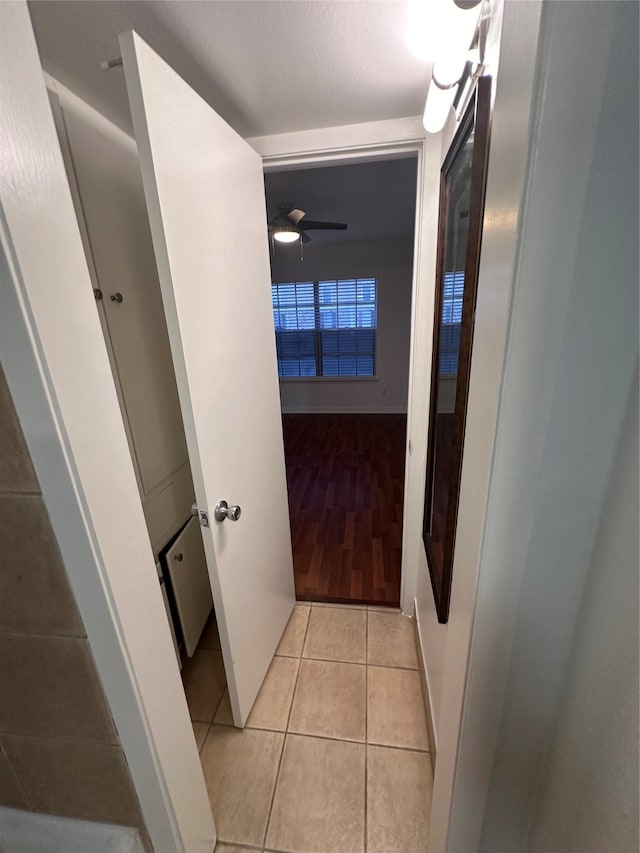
[282,413,405,607]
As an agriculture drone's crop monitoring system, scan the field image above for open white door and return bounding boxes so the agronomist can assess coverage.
[120,31,295,726]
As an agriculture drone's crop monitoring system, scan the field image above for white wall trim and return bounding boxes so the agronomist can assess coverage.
[250,115,425,165]
[399,134,441,616]
[414,598,438,759]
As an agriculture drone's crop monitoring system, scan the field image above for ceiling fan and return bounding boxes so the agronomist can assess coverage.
[268,203,348,244]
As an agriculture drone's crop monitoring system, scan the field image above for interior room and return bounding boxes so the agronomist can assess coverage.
[1,2,637,853]
[265,158,417,606]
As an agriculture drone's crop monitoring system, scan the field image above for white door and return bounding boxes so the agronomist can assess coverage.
[120,30,295,726]
[165,518,213,657]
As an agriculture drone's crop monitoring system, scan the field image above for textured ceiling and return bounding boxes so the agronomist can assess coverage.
[27,0,431,139]
[264,157,418,245]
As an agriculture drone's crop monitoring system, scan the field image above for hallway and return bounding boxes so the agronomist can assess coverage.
[182,604,432,852]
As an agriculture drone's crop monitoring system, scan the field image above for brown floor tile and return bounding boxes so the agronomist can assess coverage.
[0,744,30,809]
[0,634,117,743]
[0,494,84,637]
[266,734,365,853]
[201,726,283,848]
[367,611,418,669]
[199,613,221,650]
[182,649,226,722]
[367,666,429,751]
[302,606,366,663]
[213,689,233,726]
[367,745,432,853]
[191,721,209,752]
[1,735,143,826]
[0,366,39,493]
[289,659,366,742]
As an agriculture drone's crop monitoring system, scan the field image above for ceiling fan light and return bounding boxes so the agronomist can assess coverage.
[273,226,300,244]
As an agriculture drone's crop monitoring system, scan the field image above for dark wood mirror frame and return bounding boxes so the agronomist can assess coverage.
[422,76,493,624]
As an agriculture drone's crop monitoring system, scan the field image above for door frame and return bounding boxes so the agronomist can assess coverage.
[257,120,442,616]
[1,6,215,852]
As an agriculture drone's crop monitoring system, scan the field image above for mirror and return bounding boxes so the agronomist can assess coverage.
[422,77,492,623]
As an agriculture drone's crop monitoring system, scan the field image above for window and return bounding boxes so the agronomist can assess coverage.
[439,270,464,376]
[272,278,377,378]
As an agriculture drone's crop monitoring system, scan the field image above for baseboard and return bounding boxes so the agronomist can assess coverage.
[281,406,408,414]
[413,598,437,772]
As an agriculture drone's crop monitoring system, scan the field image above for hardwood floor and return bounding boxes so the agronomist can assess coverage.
[282,413,406,607]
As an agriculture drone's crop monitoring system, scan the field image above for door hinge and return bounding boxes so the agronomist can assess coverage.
[191,503,209,528]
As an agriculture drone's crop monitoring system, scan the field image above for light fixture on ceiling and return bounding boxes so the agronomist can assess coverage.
[408,0,487,134]
[272,223,300,244]
[423,65,463,135]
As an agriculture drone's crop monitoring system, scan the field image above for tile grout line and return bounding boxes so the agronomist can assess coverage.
[305,602,403,614]
[198,724,209,755]
[281,652,418,672]
[212,682,228,723]
[204,607,428,849]
[261,603,312,851]
[0,629,88,640]
[208,722,430,756]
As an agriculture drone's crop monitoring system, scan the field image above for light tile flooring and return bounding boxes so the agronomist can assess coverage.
[182,604,432,853]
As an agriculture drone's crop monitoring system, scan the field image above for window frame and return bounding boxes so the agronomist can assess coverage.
[272,277,379,381]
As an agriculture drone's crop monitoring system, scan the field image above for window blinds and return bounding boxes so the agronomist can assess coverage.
[272,278,377,378]
[440,270,464,376]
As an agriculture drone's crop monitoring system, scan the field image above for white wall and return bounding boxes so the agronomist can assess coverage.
[447,2,639,852]
[271,236,414,413]
[413,0,528,754]
[525,372,638,853]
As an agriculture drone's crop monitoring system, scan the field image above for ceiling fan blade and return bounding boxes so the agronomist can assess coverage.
[287,208,306,225]
[299,220,347,231]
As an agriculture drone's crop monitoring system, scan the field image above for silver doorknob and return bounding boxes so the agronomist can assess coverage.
[214,500,241,523]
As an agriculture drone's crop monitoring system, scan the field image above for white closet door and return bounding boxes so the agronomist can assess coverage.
[165,518,213,657]
[120,31,295,726]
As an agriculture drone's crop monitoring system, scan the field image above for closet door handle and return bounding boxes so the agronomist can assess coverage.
[110,292,123,303]
[214,500,242,523]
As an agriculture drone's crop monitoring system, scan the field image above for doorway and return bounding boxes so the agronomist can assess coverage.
[264,158,417,607]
